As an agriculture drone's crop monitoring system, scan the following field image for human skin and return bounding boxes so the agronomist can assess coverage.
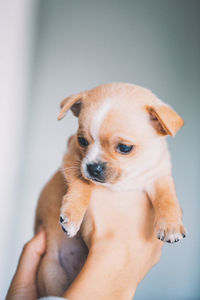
[7,189,162,300]
[6,230,46,300]
[64,187,162,300]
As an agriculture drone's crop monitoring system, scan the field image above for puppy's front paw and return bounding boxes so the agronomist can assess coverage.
[59,207,82,238]
[60,214,80,238]
[155,219,186,243]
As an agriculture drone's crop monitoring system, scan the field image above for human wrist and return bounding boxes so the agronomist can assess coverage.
[64,237,137,300]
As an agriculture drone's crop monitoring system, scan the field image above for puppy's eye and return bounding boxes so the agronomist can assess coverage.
[78,137,89,147]
[117,143,133,154]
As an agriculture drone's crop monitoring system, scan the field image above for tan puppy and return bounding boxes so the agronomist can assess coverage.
[35,82,186,297]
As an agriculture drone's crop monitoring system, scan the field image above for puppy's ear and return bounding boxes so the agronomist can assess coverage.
[146,104,184,136]
[58,92,85,120]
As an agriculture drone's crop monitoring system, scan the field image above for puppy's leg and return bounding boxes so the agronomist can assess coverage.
[147,175,186,243]
[60,179,91,238]
[60,136,92,237]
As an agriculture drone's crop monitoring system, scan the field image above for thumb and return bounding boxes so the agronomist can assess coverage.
[15,229,46,285]
[6,229,46,300]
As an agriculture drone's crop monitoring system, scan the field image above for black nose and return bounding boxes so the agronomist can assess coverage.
[86,162,106,181]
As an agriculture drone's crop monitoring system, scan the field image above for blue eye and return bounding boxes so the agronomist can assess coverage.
[117,144,133,154]
[78,137,89,147]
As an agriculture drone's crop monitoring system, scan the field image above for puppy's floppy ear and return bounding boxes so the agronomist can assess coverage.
[146,104,184,136]
[58,92,85,120]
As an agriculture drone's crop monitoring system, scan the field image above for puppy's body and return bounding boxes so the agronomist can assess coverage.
[35,83,186,297]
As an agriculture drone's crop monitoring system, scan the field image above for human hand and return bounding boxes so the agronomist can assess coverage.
[7,188,162,300]
[64,188,162,300]
[6,230,46,300]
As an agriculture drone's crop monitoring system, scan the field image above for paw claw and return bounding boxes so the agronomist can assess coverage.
[157,233,164,241]
[61,225,67,233]
[155,220,186,244]
[59,214,68,224]
[166,239,172,243]
[60,216,64,223]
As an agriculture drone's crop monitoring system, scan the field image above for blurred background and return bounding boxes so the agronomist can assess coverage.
[0,0,199,299]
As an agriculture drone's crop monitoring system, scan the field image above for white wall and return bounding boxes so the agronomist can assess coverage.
[0,0,38,298]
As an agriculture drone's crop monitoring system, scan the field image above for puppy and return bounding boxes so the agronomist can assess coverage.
[35,82,186,297]
[58,82,186,240]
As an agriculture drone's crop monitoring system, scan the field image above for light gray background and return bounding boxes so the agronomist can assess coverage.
[2,0,200,299]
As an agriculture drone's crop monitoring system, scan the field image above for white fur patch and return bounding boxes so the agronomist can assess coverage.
[86,143,101,162]
[82,100,112,176]
[63,222,78,238]
[61,221,79,238]
[90,100,112,141]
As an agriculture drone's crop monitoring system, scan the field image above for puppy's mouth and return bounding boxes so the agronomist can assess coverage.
[88,176,106,183]
[82,171,106,184]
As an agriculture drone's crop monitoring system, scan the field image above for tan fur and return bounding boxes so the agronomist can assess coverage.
[35,82,185,297]
[35,171,88,297]
[146,105,184,136]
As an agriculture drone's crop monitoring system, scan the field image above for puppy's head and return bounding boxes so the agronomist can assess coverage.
[58,83,183,187]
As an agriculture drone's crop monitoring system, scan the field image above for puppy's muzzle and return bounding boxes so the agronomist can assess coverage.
[86,162,106,182]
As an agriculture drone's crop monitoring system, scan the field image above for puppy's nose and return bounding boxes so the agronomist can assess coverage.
[87,162,106,181]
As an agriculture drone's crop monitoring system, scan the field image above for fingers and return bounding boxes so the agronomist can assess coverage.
[15,229,46,286]
[6,230,46,300]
